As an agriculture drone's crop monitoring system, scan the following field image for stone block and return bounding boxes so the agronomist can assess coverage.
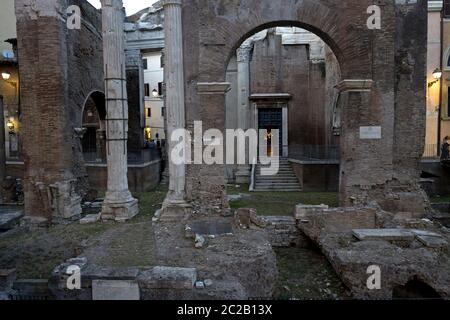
[0,211,23,230]
[295,204,329,219]
[92,280,140,300]
[137,267,197,290]
[416,235,448,248]
[352,229,415,242]
[0,269,17,291]
[13,279,50,295]
[80,213,101,224]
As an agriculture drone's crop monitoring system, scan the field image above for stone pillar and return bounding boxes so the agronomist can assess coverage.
[236,45,252,131]
[160,0,191,220]
[100,0,138,221]
[235,45,252,183]
[337,79,383,206]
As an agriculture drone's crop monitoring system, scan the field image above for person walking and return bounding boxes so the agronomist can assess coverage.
[441,136,450,160]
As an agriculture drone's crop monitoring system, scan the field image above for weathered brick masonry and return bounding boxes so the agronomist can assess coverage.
[15,0,103,219]
[182,0,429,214]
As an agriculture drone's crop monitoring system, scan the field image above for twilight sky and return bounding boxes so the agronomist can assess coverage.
[88,0,158,15]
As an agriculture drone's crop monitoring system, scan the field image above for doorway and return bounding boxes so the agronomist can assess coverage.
[258,107,283,157]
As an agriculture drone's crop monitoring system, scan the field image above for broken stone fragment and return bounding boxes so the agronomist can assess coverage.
[235,208,267,229]
[416,235,448,248]
[137,267,197,290]
[204,279,213,287]
[80,213,101,224]
[195,234,206,248]
[195,281,205,289]
[0,269,17,292]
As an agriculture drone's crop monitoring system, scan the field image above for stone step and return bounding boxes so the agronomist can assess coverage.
[254,188,302,192]
[255,183,301,188]
[256,179,299,183]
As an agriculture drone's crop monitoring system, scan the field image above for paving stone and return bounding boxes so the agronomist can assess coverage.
[416,235,448,248]
[137,266,197,290]
[352,229,415,241]
[92,280,140,300]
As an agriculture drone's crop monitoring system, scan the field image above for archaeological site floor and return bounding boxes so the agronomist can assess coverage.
[0,185,351,299]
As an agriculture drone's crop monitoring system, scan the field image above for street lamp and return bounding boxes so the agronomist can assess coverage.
[152,89,159,97]
[429,68,442,87]
[433,68,442,80]
[1,72,11,81]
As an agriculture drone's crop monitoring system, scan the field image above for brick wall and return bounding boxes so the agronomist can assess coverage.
[15,0,103,218]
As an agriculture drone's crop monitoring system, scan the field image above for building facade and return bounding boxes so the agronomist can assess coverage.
[426,0,450,157]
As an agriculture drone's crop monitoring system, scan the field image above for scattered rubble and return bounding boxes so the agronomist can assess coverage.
[296,204,450,299]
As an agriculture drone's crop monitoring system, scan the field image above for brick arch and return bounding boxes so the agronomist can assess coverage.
[80,90,106,127]
[181,0,428,214]
[189,0,378,82]
[224,20,346,73]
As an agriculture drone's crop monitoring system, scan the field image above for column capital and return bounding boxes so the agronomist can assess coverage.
[237,45,253,63]
[163,0,183,7]
[336,79,373,92]
[100,0,123,8]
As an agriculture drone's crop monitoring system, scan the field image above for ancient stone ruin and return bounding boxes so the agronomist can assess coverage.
[1,0,449,302]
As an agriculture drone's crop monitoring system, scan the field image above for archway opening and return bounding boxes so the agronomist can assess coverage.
[225,25,342,215]
[393,278,442,300]
[81,91,106,163]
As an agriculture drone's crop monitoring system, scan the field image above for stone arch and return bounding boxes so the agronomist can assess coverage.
[80,90,107,163]
[393,277,442,300]
[80,90,106,128]
[161,0,427,218]
[189,0,378,83]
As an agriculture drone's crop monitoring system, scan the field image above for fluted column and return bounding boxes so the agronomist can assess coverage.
[100,0,138,221]
[160,0,191,220]
[235,44,252,183]
[236,44,252,131]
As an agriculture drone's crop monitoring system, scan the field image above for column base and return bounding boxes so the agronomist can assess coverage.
[235,165,251,184]
[159,198,192,222]
[101,198,139,222]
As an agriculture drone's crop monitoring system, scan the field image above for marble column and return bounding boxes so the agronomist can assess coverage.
[100,0,139,221]
[235,44,252,183]
[236,44,252,131]
[161,0,191,220]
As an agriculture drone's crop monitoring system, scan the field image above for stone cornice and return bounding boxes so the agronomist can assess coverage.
[163,0,182,6]
[428,1,443,12]
[335,80,373,92]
